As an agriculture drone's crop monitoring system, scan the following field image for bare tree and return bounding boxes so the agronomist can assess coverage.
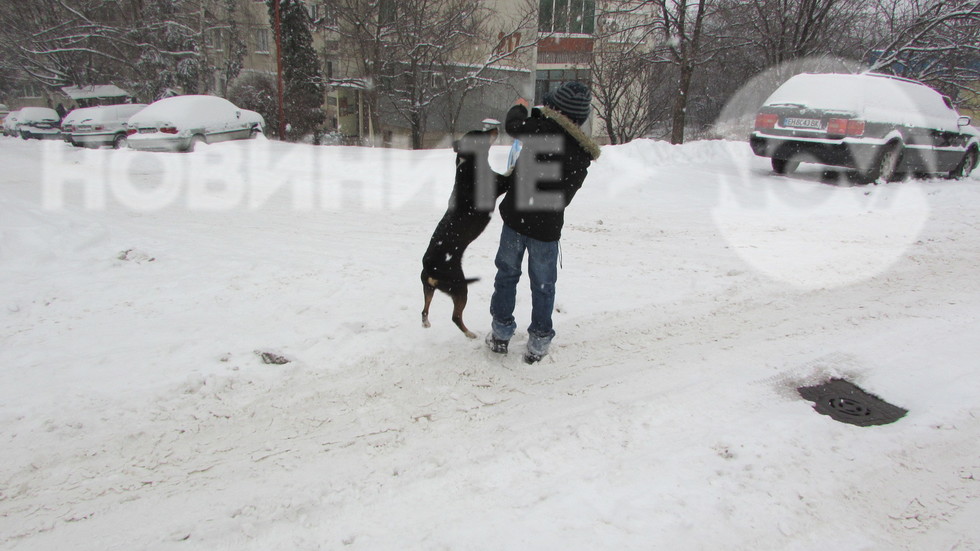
[0,0,136,89]
[591,38,666,144]
[436,0,540,138]
[717,0,865,71]
[645,0,714,144]
[0,0,252,102]
[334,0,537,148]
[380,0,491,148]
[867,0,980,99]
[590,4,666,143]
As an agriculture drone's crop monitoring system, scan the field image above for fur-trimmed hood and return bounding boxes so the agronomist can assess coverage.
[539,106,602,161]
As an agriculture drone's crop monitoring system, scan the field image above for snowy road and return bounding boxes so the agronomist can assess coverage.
[1,136,978,549]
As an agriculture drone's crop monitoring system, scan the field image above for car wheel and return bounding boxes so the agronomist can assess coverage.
[863,142,903,183]
[771,158,800,175]
[112,133,127,150]
[948,148,978,180]
[20,130,29,140]
[184,134,205,153]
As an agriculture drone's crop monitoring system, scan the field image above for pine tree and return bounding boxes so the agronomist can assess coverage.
[133,0,202,100]
[267,0,326,141]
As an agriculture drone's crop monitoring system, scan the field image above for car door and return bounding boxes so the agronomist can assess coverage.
[209,100,240,143]
[914,92,968,172]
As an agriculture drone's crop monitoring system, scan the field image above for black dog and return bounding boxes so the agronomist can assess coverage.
[421,129,508,338]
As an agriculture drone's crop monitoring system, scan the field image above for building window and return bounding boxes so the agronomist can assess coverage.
[207,29,224,51]
[254,28,270,53]
[322,0,339,27]
[534,68,591,105]
[309,1,340,29]
[539,0,595,34]
[380,0,398,26]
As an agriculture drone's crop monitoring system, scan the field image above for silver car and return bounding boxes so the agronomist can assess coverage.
[1,109,19,136]
[750,72,980,181]
[15,107,62,140]
[62,104,147,149]
[126,95,264,152]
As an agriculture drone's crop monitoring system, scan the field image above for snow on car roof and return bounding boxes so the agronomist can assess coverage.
[128,95,241,127]
[65,104,147,124]
[17,107,60,121]
[61,84,131,100]
[764,72,961,130]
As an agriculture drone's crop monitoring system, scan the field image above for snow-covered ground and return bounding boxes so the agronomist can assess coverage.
[1,135,978,550]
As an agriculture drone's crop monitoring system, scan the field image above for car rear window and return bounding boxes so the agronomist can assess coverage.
[764,74,865,113]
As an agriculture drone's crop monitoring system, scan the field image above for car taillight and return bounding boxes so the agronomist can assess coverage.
[755,113,778,129]
[828,118,865,137]
[845,119,865,136]
[94,125,105,131]
[126,128,137,136]
[160,126,178,134]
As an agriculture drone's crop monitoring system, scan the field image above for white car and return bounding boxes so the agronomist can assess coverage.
[62,104,147,149]
[126,95,264,152]
[2,109,22,137]
[16,107,62,140]
[750,72,980,181]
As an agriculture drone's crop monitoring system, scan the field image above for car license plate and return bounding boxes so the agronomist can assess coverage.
[783,117,823,129]
[139,128,155,134]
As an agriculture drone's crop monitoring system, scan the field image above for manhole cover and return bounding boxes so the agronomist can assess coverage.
[798,378,907,427]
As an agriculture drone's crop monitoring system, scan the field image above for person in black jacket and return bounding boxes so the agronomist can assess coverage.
[486,81,601,364]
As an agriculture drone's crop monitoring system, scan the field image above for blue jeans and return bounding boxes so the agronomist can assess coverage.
[490,224,558,355]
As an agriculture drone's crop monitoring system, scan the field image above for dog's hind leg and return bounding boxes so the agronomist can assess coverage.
[451,287,476,339]
[422,279,436,328]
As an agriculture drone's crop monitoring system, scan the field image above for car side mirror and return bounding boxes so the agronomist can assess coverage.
[236,110,241,119]
[958,115,971,127]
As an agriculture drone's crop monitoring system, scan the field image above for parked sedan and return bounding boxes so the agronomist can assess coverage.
[126,95,264,152]
[2,109,22,137]
[62,104,147,148]
[750,72,980,181]
[16,107,62,140]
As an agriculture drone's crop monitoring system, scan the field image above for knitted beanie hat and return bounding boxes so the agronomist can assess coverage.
[543,81,592,125]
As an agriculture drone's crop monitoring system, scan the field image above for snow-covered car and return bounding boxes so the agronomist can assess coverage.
[750,72,980,181]
[126,95,264,152]
[62,103,147,149]
[2,109,22,137]
[16,107,63,140]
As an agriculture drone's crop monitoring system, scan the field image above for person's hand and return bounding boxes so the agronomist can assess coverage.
[515,97,529,108]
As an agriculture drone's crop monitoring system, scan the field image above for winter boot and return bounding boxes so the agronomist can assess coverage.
[523,351,543,364]
[486,333,509,354]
